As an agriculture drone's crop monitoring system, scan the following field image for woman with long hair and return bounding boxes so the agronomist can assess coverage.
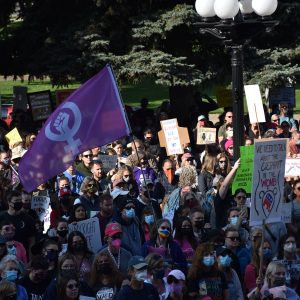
[187,242,229,300]
[141,218,187,271]
[89,252,123,299]
[215,153,231,178]
[68,204,88,224]
[174,217,198,262]
[57,274,80,300]
[66,231,93,282]
[198,154,217,196]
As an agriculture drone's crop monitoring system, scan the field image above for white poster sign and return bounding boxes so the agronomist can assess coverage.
[160,118,183,155]
[43,206,52,234]
[250,139,287,226]
[197,127,216,145]
[68,217,102,253]
[99,155,118,172]
[31,196,50,222]
[245,84,266,124]
[285,158,300,177]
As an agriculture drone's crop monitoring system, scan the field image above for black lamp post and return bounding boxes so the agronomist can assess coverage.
[195,0,278,161]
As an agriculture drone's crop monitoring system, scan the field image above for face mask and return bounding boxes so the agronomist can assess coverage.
[46,250,58,262]
[230,216,239,226]
[181,228,192,236]
[203,256,215,267]
[123,176,130,183]
[263,248,273,261]
[145,215,154,225]
[3,270,18,282]
[158,229,170,239]
[87,186,97,194]
[153,269,165,280]
[61,269,76,277]
[11,202,23,211]
[97,262,111,274]
[73,243,84,252]
[219,255,232,267]
[125,208,135,219]
[165,169,174,184]
[194,220,204,229]
[22,203,31,210]
[111,238,122,250]
[57,229,68,238]
[169,283,183,295]
[135,270,148,282]
[7,246,17,256]
[284,242,296,253]
[2,158,10,165]
[273,276,286,287]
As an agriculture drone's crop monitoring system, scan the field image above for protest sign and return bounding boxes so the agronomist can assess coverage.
[250,139,287,226]
[56,89,76,107]
[232,145,254,193]
[245,84,266,124]
[216,87,232,107]
[43,206,52,234]
[31,196,50,222]
[27,90,53,122]
[196,127,216,145]
[285,158,300,177]
[99,154,118,172]
[281,202,292,223]
[5,128,23,147]
[268,87,295,108]
[158,118,189,155]
[68,217,101,253]
[13,86,28,111]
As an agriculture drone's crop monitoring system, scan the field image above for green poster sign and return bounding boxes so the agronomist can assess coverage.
[232,145,254,193]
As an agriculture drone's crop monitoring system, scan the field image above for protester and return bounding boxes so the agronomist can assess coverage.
[68,203,88,224]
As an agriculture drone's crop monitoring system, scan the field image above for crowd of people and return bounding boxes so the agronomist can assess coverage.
[0,97,300,300]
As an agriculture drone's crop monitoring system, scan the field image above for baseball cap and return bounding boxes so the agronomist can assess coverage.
[198,115,206,121]
[105,223,122,237]
[167,269,186,281]
[110,188,129,200]
[127,256,148,270]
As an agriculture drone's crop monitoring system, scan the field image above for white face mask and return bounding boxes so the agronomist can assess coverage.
[123,176,130,183]
[135,270,148,282]
[284,242,296,253]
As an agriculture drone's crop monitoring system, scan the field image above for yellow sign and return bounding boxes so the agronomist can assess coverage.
[216,87,232,107]
[5,127,23,148]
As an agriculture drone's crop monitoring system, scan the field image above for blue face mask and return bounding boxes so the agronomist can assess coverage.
[3,270,18,282]
[145,215,154,225]
[7,246,17,256]
[263,248,273,260]
[125,208,135,219]
[203,256,215,267]
[219,255,232,267]
[230,216,239,226]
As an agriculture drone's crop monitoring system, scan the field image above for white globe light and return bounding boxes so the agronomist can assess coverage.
[252,0,278,16]
[195,0,216,18]
[239,0,254,14]
[214,0,239,19]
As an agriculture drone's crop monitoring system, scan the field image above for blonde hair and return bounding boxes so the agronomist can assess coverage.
[201,154,216,174]
[264,261,286,287]
[179,167,196,188]
[0,281,16,299]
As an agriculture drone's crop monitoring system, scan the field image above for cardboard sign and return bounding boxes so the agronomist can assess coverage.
[196,127,216,145]
[13,86,28,111]
[268,87,295,108]
[158,118,189,156]
[281,202,292,223]
[56,89,76,107]
[245,85,266,124]
[31,196,50,222]
[27,90,53,122]
[250,139,287,226]
[232,145,254,193]
[216,87,232,107]
[68,217,102,253]
[5,128,23,147]
[285,158,300,177]
[99,154,118,172]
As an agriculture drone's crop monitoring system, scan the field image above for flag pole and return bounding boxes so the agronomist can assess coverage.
[108,64,159,230]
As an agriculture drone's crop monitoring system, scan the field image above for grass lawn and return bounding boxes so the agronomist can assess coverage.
[0,77,299,112]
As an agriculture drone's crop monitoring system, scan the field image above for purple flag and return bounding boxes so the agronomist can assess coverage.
[19,65,130,192]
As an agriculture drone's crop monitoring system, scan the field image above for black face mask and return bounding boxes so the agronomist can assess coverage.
[73,243,84,252]
[57,229,68,238]
[60,269,77,277]
[273,276,286,287]
[96,263,111,274]
[194,220,204,229]
[181,228,192,236]
[11,202,23,211]
[45,250,58,262]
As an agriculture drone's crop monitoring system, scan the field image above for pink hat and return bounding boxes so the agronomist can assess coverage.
[225,139,234,151]
[105,223,122,237]
[112,179,125,189]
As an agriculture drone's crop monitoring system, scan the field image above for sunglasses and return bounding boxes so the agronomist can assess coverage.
[226,236,240,241]
[125,206,135,210]
[123,175,130,178]
[67,283,79,289]
[219,160,226,164]
[83,154,93,158]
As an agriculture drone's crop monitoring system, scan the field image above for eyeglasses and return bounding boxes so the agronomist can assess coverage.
[67,283,79,289]
[226,236,240,241]
[123,175,130,178]
[83,154,93,158]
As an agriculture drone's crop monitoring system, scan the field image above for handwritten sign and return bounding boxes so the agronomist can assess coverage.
[216,87,232,107]
[160,119,183,155]
[99,155,118,172]
[196,127,216,145]
[285,158,300,177]
[68,217,102,253]
[5,128,23,147]
[245,84,266,124]
[232,145,254,193]
[31,196,50,222]
[27,90,53,121]
[250,139,287,226]
[268,87,295,108]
